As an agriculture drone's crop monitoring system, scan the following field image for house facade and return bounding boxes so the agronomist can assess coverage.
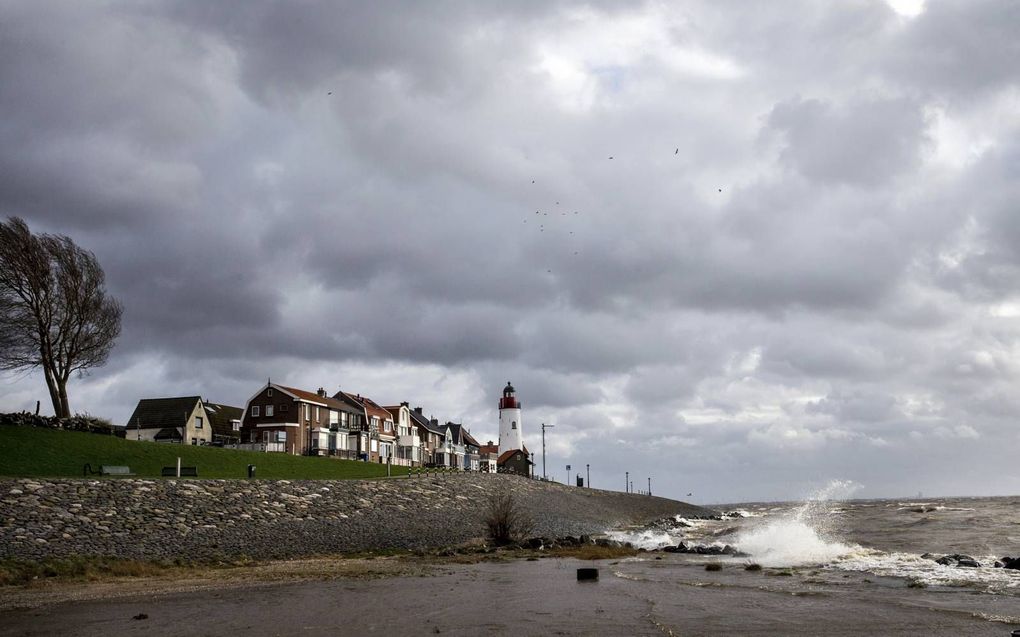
[335,391,396,463]
[126,396,211,445]
[497,448,532,476]
[409,407,445,466]
[204,402,243,445]
[384,402,422,466]
[478,441,499,473]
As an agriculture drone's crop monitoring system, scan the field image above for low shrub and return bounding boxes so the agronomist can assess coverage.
[485,486,533,546]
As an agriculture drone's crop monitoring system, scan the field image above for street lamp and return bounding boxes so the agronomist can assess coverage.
[625,471,629,493]
[541,423,554,480]
[586,463,590,488]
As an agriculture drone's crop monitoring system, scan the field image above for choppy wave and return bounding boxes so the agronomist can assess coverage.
[831,551,1020,593]
[731,479,861,567]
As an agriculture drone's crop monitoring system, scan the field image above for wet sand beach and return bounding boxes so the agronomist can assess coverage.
[2,554,1015,636]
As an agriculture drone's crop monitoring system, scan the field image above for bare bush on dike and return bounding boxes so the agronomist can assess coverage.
[485,486,533,545]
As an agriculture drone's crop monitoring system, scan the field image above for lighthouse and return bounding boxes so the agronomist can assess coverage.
[498,381,523,456]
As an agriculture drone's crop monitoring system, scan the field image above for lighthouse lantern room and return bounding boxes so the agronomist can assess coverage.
[498,381,523,456]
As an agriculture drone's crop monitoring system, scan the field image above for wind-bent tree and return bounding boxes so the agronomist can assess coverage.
[0,217,122,418]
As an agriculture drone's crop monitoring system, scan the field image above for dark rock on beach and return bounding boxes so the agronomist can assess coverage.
[933,554,981,568]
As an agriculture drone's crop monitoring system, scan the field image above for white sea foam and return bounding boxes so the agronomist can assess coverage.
[606,528,683,550]
[732,479,862,567]
[832,552,1020,593]
[734,519,859,567]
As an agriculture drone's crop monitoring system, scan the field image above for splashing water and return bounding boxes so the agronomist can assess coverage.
[734,480,862,567]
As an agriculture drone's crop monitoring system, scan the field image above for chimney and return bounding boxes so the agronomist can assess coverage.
[317,387,326,397]
[413,406,423,414]
[401,401,409,408]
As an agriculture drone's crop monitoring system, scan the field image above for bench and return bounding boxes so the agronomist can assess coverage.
[83,464,134,477]
[161,466,198,477]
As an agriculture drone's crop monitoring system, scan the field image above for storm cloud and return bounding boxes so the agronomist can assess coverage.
[2,0,1019,502]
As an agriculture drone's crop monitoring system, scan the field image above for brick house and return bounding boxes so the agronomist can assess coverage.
[240,383,356,456]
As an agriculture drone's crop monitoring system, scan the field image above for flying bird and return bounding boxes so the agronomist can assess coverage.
[608,156,613,160]
[674,148,678,154]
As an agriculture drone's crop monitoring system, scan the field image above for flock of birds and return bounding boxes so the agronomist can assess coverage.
[522,149,724,275]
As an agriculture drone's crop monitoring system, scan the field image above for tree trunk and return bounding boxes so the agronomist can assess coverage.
[41,365,62,418]
[56,376,71,419]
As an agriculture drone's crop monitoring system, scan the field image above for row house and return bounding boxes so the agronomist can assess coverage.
[409,407,446,466]
[439,422,481,471]
[337,390,395,463]
[383,402,422,467]
[478,441,499,473]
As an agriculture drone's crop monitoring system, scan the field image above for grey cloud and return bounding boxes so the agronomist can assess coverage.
[766,96,930,187]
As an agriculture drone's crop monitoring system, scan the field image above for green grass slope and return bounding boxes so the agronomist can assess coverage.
[0,426,412,480]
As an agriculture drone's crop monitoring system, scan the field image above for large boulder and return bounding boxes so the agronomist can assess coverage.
[935,554,981,568]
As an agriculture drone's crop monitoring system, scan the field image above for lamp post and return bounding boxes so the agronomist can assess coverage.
[541,423,554,480]
[566,464,571,485]
[648,477,651,496]
[586,463,590,488]
[625,471,629,493]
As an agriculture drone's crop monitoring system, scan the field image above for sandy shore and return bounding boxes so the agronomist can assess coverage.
[2,553,1015,636]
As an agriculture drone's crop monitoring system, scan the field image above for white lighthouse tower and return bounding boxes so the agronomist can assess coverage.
[498,381,523,456]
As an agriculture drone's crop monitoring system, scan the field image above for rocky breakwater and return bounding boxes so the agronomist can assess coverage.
[0,475,715,562]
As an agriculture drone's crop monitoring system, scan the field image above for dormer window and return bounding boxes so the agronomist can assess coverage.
[268,388,273,397]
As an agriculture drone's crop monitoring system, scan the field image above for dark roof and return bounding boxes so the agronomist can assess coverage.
[461,429,482,448]
[479,444,499,455]
[204,402,242,439]
[154,426,183,440]
[409,408,445,435]
[126,397,202,430]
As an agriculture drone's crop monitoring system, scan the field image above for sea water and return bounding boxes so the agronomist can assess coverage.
[611,480,1020,596]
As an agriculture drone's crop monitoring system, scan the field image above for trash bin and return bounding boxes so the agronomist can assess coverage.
[576,475,584,487]
[247,464,256,478]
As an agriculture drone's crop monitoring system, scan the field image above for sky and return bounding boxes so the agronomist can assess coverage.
[2,0,1019,503]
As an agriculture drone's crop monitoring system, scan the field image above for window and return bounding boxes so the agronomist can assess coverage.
[304,404,310,420]
[275,431,286,443]
[266,405,274,417]
[232,420,241,431]
[268,388,273,397]
[251,406,260,417]
[511,421,517,430]
[315,406,320,422]
[195,416,203,429]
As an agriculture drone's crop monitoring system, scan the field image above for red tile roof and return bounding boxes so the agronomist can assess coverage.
[497,449,532,465]
[479,444,499,455]
[278,385,347,410]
